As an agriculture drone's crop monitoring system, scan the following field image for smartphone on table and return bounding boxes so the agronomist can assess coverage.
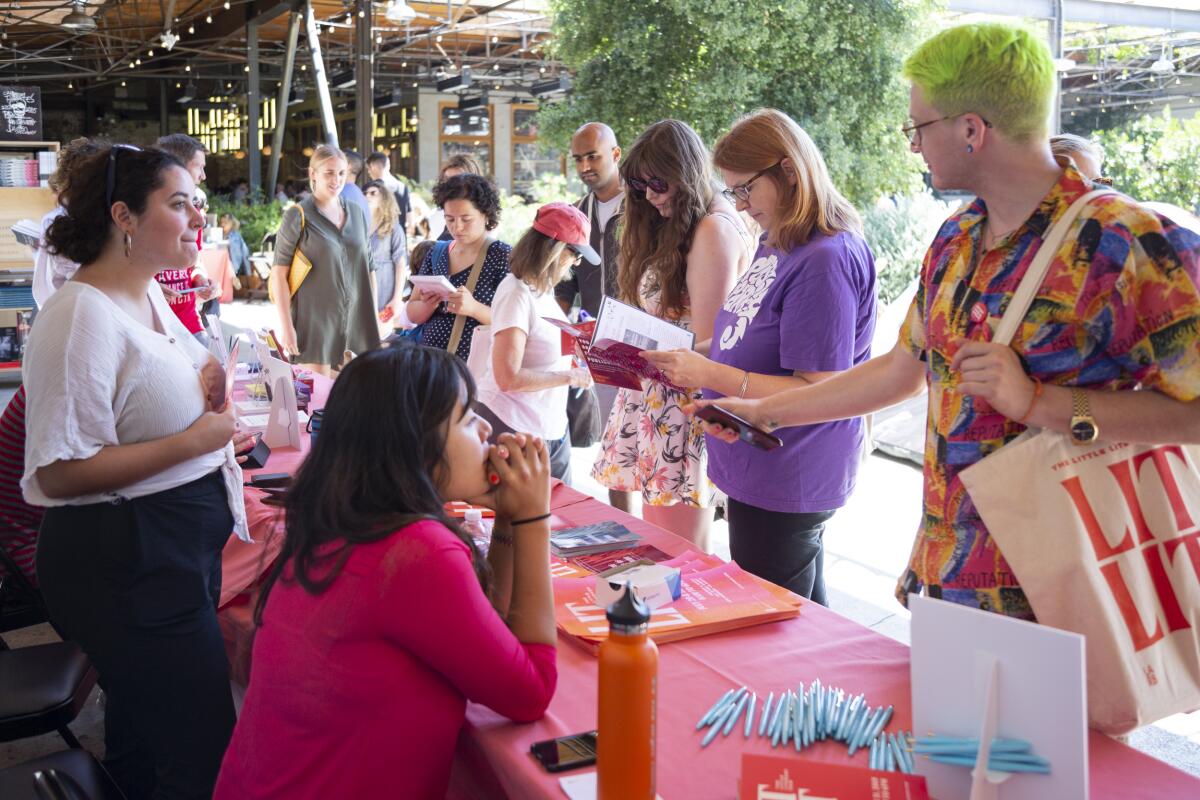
[530,730,597,773]
[693,404,784,451]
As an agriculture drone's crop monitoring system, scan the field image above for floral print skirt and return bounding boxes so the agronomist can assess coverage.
[590,381,715,508]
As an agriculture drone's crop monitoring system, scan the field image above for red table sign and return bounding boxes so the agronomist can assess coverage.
[739,754,929,800]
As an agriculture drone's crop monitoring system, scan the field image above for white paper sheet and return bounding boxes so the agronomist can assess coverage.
[594,295,693,353]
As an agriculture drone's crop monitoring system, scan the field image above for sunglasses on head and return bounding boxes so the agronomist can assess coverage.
[105,144,143,210]
[626,175,669,196]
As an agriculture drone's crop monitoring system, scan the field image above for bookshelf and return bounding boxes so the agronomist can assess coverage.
[0,140,58,382]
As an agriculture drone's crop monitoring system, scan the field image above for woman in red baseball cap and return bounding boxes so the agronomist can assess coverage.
[471,202,597,482]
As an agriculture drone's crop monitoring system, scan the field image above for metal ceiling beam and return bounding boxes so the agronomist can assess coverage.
[947,0,1200,32]
[267,7,301,192]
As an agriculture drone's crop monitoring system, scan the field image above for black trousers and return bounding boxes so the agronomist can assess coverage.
[474,401,573,485]
[726,498,836,606]
[37,472,236,800]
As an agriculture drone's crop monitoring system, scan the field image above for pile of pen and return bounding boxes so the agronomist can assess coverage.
[694,681,895,758]
[909,735,1051,775]
[867,731,916,773]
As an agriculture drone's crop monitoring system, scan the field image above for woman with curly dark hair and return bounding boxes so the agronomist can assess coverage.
[402,173,511,361]
[24,142,247,799]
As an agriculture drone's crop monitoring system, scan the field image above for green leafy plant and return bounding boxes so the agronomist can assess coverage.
[206,196,285,251]
[861,191,953,304]
[1091,107,1200,213]
[538,0,930,208]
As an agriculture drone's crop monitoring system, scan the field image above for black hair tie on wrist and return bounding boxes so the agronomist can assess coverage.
[510,512,551,527]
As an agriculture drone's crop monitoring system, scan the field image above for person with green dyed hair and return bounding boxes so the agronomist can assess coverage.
[695,21,1200,621]
[901,23,1054,143]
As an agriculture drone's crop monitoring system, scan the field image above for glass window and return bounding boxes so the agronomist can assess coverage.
[512,141,562,197]
[441,105,490,137]
[441,141,491,177]
[513,107,540,138]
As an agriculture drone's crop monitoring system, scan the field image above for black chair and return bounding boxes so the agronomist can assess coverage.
[0,748,125,800]
[0,630,98,749]
[0,542,48,634]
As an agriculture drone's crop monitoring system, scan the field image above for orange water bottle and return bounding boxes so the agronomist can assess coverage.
[597,586,658,799]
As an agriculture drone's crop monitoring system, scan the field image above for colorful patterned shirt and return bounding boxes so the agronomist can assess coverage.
[898,164,1200,618]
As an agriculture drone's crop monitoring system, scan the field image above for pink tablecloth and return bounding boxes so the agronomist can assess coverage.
[198,247,234,304]
[452,485,1200,800]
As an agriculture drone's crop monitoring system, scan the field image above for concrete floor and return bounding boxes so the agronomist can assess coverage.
[2,298,1197,782]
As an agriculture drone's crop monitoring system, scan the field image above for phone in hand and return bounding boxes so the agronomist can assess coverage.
[530,731,597,773]
[694,404,783,451]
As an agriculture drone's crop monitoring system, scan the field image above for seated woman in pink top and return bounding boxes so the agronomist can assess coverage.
[214,343,558,799]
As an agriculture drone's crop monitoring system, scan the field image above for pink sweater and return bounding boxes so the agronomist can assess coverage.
[214,520,557,799]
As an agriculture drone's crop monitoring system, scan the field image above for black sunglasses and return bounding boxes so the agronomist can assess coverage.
[105,144,142,210]
[626,175,669,196]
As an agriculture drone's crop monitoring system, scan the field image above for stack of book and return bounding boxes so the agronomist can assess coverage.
[553,549,802,651]
[550,521,642,557]
[0,158,38,187]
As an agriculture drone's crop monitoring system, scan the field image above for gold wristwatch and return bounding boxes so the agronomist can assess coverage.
[1069,388,1099,446]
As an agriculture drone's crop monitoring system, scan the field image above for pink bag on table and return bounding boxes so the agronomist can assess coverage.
[959,190,1200,734]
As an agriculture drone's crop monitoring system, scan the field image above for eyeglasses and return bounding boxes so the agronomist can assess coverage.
[721,161,781,203]
[565,247,583,267]
[1093,176,1114,187]
[901,114,993,146]
[626,175,669,196]
[105,144,142,210]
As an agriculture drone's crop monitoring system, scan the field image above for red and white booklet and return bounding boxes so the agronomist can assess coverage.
[739,754,929,800]
[546,296,694,393]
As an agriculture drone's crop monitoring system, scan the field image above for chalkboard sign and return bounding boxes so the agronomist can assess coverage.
[0,86,42,141]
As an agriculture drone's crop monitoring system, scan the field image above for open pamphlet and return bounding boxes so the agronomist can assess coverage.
[546,296,695,393]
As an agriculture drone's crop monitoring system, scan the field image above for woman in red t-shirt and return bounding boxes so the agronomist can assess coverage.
[215,344,557,799]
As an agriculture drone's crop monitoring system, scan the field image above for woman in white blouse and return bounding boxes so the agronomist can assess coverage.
[473,202,596,482]
[24,144,246,800]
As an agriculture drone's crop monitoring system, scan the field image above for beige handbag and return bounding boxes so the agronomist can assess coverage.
[958,190,1200,734]
[267,205,313,303]
[447,237,493,356]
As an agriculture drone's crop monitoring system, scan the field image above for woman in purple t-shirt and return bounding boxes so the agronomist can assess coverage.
[644,109,877,604]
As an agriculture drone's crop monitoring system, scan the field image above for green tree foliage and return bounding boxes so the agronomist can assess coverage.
[539,0,929,207]
[1092,107,1200,213]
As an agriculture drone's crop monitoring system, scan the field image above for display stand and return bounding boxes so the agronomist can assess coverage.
[909,594,1088,800]
[263,371,301,449]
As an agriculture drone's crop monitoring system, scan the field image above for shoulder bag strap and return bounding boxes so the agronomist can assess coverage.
[446,237,495,355]
[992,189,1114,346]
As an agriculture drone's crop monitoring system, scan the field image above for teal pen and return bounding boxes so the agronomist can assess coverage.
[804,686,816,746]
[865,705,894,745]
[792,692,803,751]
[897,734,912,772]
[916,738,1032,753]
[871,737,882,770]
[706,690,742,736]
[843,705,869,755]
[914,742,1033,756]
[769,693,785,747]
[703,687,742,728]
[857,706,888,749]
[700,717,725,747]
[758,692,774,736]
[847,706,880,755]
[744,692,756,737]
[722,691,750,736]
[824,688,839,739]
[837,695,863,740]
[767,690,788,739]
[885,738,896,771]
[781,695,793,746]
[697,688,736,729]
[927,754,1052,774]
[827,689,843,738]
[899,732,917,773]
[814,683,825,735]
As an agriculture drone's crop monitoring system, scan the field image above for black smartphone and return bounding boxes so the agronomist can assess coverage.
[694,404,783,451]
[530,731,598,773]
[249,472,291,489]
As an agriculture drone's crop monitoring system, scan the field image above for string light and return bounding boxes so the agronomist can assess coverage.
[121,80,127,86]
[185,64,192,71]
[244,65,250,72]
[224,1,231,9]
[206,14,213,23]
[148,49,154,57]
[188,24,195,34]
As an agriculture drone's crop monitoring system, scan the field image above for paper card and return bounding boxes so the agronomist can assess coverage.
[556,771,664,800]
[908,595,1087,800]
[263,374,301,449]
[738,754,929,800]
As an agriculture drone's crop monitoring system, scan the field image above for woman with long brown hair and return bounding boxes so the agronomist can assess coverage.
[648,109,878,604]
[591,120,751,550]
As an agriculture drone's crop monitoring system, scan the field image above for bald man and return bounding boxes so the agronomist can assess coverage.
[557,123,623,317]
[558,123,631,508]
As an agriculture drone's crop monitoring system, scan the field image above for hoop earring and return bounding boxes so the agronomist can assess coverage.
[123,232,132,258]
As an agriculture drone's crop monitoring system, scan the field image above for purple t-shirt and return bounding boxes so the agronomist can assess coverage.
[704,231,877,513]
